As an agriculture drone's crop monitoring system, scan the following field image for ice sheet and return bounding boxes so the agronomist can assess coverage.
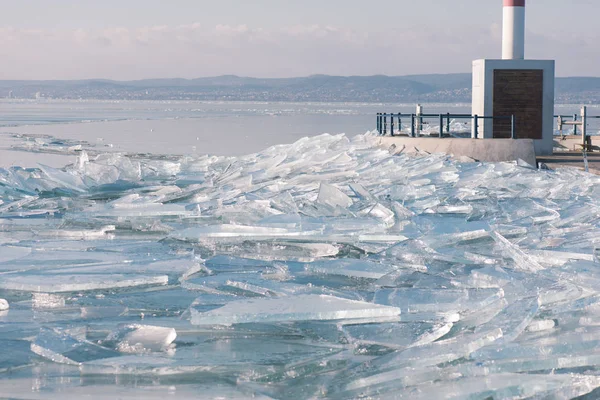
[191,294,401,325]
[0,274,169,293]
[2,130,600,397]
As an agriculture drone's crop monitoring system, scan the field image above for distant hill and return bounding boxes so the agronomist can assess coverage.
[0,74,599,104]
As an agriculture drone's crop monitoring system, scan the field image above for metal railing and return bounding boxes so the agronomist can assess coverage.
[376,113,516,139]
[555,106,600,150]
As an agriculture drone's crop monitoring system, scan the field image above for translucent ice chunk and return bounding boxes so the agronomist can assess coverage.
[373,288,503,314]
[490,230,544,273]
[37,225,115,240]
[0,245,31,263]
[0,274,168,293]
[191,294,400,326]
[336,329,503,395]
[474,296,540,344]
[205,255,274,273]
[172,224,317,240]
[304,259,396,280]
[526,319,556,332]
[0,299,8,311]
[317,183,353,209]
[31,328,120,365]
[0,380,272,400]
[374,373,590,400]
[342,321,453,350]
[0,340,33,372]
[32,293,65,309]
[103,324,177,354]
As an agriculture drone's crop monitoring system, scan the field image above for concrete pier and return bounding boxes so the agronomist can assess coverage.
[379,137,537,166]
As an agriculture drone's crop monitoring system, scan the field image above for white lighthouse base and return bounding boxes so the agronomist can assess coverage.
[472,59,555,156]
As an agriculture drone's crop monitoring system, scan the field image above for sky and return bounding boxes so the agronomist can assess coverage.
[0,0,598,80]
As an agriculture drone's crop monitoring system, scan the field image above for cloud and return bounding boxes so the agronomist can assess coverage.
[0,24,595,79]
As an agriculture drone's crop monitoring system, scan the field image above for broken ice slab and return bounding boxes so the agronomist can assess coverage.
[528,249,595,267]
[316,183,353,209]
[430,204,474,215]
[32,293,65,309]
[0,299,8,311]
[341,321,453,350]
[304,259,397,280]
[473,328,600,364]
[171,224,320,240]
[190,294,400,326]
[51,259,206,284]
[205,255,274,273]
[0,380,273,400]
[36,225,115,240]
[0,245,31,263]
[421,229,491,249]
[81,337,342,378]
[195,240,340,262]
[84,203,196,218]
[31,328,120,365]
[468,265,517,288]
[357,203,395,227]
[474,296,539,345]
[537,280,583,307]
[331,329,503,396]
[0,247,132,273]
[490,230,545,273]
[373,288,503,314]
[0,274,168,293]
[103,324,177,354]
[183,272,308,298]
[376,271,459,290]
[38,164,87,192]
[0,340,33,372]
[370,373,592,400]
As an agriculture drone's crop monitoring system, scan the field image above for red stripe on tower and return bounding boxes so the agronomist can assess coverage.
[504,0,525,6]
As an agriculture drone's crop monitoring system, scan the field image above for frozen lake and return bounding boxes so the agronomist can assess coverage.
[2,100,600,399]
[0,100,475,168]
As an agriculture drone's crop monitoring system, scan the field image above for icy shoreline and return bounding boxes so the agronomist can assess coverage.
[2,132,600,398]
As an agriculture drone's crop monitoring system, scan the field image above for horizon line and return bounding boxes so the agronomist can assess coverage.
[1,73,599,82]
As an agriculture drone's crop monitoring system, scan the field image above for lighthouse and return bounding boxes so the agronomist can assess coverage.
[471,0,555,156]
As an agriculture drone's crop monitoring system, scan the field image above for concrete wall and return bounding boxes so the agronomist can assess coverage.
[472,59,555,156]
[379,137,537,166]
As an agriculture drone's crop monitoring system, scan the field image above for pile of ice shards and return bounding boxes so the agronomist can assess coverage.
[2,132,600,399]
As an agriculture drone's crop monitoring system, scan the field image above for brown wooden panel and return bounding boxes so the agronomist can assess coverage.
[493,69,544,139]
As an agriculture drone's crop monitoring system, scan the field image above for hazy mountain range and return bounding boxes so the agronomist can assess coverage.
[1,74,599,104]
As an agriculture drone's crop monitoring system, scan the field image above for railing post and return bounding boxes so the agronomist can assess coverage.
[439,114,444,138]
[383,114,387,135]
[446,113,451,133]
[410,114,416,137]
[473,115,478,139]
[377,113,381,134]
[573,114,578,136]
[390,114,395,137]
[582,106,588,149]
[398,114,402,135]
[511,115,516,139]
